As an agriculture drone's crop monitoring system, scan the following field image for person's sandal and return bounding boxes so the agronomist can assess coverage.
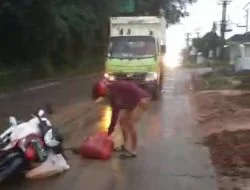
[119,151,137,159]
[113,145,126,152]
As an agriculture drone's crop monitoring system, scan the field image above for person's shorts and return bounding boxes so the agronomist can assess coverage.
[119,97,151,125]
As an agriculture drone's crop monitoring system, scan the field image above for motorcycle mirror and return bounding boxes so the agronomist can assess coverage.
[9,116,17,127]
[38,109,45,117]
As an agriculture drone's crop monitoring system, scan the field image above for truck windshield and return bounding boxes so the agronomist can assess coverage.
[109,36,156,59]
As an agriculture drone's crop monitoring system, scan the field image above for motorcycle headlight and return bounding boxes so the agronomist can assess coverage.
[145,72,158,81]
[104,73,116,81]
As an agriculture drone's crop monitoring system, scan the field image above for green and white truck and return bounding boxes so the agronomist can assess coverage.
[104,15,166,100]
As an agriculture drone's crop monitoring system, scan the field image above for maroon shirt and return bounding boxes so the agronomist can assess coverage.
[107,80,151,133]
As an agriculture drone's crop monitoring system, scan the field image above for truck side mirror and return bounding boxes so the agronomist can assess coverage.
[160,45,166,54]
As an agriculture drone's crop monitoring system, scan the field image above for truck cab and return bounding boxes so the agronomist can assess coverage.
[104,16,166,100]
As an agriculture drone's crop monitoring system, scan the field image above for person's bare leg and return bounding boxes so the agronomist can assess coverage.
[119,122,137,158]
[117,112,129,150]
[120,102,147,158]
[128,105,142,154]
[129,123,137,155]
[121,123,129,149]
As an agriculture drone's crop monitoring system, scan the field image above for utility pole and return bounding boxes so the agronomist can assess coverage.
[185,33,191,48]
[196,32,200,38]
[194,27,201,38]
[218,0,232,39]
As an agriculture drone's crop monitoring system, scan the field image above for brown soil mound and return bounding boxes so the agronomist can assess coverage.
[193,90,250,136]
[204,130,250,169]
[226,93,250,109]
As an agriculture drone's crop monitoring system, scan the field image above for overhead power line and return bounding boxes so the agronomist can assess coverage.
[237,2,250,32]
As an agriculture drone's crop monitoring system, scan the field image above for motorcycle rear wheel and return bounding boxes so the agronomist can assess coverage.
[0,154,28,184]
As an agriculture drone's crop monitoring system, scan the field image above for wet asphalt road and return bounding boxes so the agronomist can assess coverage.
[0,74,102,127]
[1,68,217,190]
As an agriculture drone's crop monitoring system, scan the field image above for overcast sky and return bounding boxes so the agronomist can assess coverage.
[166,0,250,55]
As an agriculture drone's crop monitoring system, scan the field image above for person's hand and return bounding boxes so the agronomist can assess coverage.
[94,97,104,103]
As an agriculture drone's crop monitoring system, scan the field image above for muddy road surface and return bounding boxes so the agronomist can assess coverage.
[1,69,217,190]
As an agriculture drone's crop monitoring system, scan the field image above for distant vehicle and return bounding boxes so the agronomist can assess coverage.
[104,16,166,100]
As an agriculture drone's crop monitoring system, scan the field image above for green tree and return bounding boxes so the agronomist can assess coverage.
[134,0,197,24]
[0,0,198,77]
[0,0,57,67]
[192,22,225,58]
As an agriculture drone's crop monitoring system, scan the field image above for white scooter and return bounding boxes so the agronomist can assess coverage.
[0,107,64,183]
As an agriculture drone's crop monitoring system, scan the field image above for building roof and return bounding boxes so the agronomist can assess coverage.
[227,32,250,43]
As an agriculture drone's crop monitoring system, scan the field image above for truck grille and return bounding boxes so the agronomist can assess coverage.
[114,73,146,82]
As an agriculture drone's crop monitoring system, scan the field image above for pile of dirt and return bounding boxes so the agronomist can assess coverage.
[226,93,250,109]
[204,130,250,169]
[195,91,237,120]
[193,90,250,136]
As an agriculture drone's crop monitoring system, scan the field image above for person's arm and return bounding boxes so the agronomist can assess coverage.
[108,97,120,135]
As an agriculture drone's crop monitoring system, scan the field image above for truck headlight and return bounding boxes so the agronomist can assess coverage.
[104,73,116,81]
[145,72,158,81]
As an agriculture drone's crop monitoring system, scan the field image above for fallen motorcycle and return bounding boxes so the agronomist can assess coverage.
[0,107,64,183]
[0,134,45,183]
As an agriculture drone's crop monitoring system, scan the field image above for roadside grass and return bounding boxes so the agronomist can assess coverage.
[182,60,232,69]
[210,61,232,68]
[195,69,250,91]
[188,60,250,91]
[234,73,250,90]
[182,60,210,68]
[201,72,235,90]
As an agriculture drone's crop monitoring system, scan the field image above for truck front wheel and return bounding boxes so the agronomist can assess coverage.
[152,86,161,100]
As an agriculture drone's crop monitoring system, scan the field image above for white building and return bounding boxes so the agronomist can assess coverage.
[227,32,250,72]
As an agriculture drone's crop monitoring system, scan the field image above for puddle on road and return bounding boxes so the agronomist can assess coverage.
[145,114,163,141]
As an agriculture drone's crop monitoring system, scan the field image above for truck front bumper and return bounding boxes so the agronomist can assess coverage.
[136,80,158,93]
[106,78,158,94]
[104,72,159,92]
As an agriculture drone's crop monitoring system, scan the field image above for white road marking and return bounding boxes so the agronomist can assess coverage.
[23,82,61,92]
[0,73,99,99]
